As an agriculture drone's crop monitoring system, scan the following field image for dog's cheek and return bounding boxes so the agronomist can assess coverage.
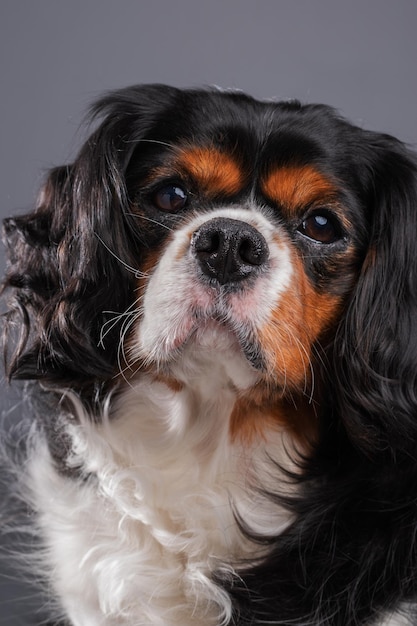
[128,236,197,364]
[257,257,342,391]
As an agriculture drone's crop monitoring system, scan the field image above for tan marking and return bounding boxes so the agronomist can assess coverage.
[141,146,244,198]
[262,165,337,214]
[152,373,184,393]
[229,254,342,446]
[230,391,318,447]
[177,146,244,196]
[258,254,342,392]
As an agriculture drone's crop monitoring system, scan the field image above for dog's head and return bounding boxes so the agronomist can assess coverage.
[3,85,417,456]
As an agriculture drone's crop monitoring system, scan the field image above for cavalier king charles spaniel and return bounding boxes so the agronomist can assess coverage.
[2,84,417,626]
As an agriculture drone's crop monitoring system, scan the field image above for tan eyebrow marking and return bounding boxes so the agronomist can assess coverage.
[262,165,338,213]
[176,146,245,196]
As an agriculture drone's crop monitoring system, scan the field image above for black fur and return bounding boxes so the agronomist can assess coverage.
[2,85,417,625]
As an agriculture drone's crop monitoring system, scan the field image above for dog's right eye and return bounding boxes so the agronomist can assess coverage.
[152,185,188,212]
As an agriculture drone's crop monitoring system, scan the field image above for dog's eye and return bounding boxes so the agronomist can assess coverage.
[152,185,188,212]
[298,212,341,244]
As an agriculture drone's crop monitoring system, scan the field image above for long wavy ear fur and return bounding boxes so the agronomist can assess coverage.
[333,132,417,459]
[228,133,417,626]
[2,84,180,389]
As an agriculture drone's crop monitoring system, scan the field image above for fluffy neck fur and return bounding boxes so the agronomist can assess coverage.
[30,341,295,626]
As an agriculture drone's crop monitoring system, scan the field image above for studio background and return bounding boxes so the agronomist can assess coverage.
[0,1,416,623]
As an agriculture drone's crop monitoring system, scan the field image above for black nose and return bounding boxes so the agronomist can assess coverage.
[192,217,269,285]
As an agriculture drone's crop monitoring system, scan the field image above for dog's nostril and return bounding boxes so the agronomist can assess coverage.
[192,218,269,285]
[239,236,268,266]
[195,230,221,255]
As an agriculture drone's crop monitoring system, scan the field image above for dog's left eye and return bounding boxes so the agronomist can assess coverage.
[152,185,188,212]
[298,212,342,244]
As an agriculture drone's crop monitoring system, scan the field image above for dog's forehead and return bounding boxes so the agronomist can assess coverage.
[172,92,336,153]
[136,94,345,210]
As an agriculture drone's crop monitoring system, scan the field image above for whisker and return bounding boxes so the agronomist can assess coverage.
[119,312,141,373]
[123,138,177,150]
[311,340,329,376]
[288,330,315,403]
[125,213,175,232]
[98,297,143,348]
[262,322,288,397]
[99,311,137,348]
[114,313,142,389]
[95,234,147,278]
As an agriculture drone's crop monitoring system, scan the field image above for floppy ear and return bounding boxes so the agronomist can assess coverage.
[2,155,135,386]
[2,84,180,388]
[333,133,417,458]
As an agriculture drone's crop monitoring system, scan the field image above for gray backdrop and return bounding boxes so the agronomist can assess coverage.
[1,1,416,623]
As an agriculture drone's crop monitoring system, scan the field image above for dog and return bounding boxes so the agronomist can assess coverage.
[2,84,417,625]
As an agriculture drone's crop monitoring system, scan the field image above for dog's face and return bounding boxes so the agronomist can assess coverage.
[128,112,364,395]
[117,92,370,445]
[4,85,417,455]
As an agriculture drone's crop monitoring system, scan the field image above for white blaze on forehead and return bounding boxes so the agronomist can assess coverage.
[132,207,294,374]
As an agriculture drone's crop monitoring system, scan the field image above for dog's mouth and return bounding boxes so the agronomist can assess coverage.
[184,311,266,371]
[133,229,278,381]
[131,271,276,396]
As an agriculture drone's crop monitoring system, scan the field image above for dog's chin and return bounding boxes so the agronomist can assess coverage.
[181,320,264,390]
[137,314,264,390]
[188,318,264,368]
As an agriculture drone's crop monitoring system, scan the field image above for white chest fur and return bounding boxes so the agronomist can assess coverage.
[30,363,294,626]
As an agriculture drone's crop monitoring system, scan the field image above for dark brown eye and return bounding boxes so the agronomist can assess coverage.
[152,185,188,212]
[298,212,341,244]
